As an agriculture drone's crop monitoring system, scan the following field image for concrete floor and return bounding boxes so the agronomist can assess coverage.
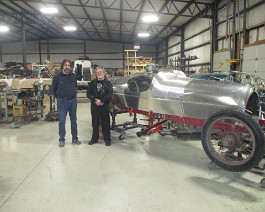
[0,102,265,212]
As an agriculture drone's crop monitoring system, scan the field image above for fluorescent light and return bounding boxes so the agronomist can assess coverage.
[40,7,58,14]
[142,15,158,23]
[64,26,77,31]
[138,32,150,38]
[0,26,9,32]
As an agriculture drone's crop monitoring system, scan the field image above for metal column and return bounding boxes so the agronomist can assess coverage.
[47,39,50,62]
[39,40,42,64]
[21,23,26,69]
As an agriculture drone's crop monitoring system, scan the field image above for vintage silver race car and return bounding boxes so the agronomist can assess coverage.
[111,70,265,174]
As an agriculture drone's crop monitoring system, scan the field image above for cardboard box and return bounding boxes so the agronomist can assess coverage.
[42,79,52,85]
[11,79,20,90]
[19,79,38,89]
[13,105,27,117]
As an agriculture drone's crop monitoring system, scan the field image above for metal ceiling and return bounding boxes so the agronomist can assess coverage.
[0,0,214,45]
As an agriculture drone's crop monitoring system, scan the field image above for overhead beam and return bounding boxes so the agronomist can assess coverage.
[77,0,102,40]
[151,0,196,43]
[0,8,48,40]
[129,0,146,41]
[99,0,112,40]
[145,0,171,34]
[57,0,93,39]
[20,0,69,38]
[1,0,61,38]
[18,0,209,17]
[166,6,212,39]
[120,0,123,41]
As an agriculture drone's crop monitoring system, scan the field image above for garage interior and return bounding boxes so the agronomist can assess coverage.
[0,0,265,211]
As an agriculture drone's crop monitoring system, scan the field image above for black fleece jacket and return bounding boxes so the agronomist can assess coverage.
[86,79,113,111]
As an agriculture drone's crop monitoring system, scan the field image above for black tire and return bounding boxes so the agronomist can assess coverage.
[119,134,124,140]
[261,178,265,188]
[208,161,219,170]
[201,109,265,172]
[136,131,144,137]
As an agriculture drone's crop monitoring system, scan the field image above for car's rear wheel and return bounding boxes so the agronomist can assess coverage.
[201,109,265,172]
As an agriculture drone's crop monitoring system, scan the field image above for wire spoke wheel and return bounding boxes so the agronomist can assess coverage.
[202,109,265,172]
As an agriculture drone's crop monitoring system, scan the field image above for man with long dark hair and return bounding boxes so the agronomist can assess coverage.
[52,59,81,147]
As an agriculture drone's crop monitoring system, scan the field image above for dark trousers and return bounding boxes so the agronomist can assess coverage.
[91,109,111,143]
[57,98,78,141]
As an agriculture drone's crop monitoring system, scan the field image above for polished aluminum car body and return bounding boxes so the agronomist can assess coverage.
[112,70,259,120]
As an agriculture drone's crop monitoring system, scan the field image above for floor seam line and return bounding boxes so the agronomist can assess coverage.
[0,143,57,209]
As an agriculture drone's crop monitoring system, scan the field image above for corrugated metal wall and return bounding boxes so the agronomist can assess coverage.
[0,39,156,69]
[167,17,211,75]
[213,0,265,77]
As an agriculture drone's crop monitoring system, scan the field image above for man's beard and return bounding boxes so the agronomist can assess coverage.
[64,68,70,74]
[97,75,104,80]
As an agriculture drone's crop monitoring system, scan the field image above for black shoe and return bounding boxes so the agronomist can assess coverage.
[72,139,81,145]
[105,142,111,146]
[59,141,65,147]
[88,140,98,145]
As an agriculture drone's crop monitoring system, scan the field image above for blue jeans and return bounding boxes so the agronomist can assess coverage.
[57,97,78,142]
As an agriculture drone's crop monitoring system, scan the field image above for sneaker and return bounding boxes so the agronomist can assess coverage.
[72,139,81,145]
[88,140,98,145]
[59,141,65,147]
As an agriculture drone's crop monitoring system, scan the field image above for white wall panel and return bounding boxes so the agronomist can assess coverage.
[217,6,227,22]
[168,36,181,47]
[185,45,210,65]
[213,50,230,72]
[223,38,230,49]
[217,38,231,50]
[2,42,22,53]
[92,60,123,68]
[168,44,181,56]
[238,0,245,11]
[218,0,227,9]
[49,39,85,44]
[260,27,265,40]
[26,54,41,63]
[168,16,211,69]
[1,39,153,69]
[86,41,122,53]
[124,43,134,50]
[185,31,210,49]
[185,18,210,38]
[217,22,227,38]
[248,0,264,7]
[50,43,84,53]
[26,41,39,53]
[2,55,22,63]
[248,4,265,28]
[50,54,81,64]
[242,44,265,78]
[249,29,258,43]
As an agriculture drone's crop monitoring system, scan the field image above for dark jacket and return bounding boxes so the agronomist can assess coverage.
[52,71,77,99]
[87,79,113,111]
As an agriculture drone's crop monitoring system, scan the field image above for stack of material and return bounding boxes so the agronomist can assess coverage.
[0,81,8,91]
[124,49,154,77]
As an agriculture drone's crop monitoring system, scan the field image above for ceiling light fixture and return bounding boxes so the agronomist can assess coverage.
[40,7,58,14]
[64,26,77,31]
[0,25,9,32]
[142,15,159,23]
[138,32,150,38]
